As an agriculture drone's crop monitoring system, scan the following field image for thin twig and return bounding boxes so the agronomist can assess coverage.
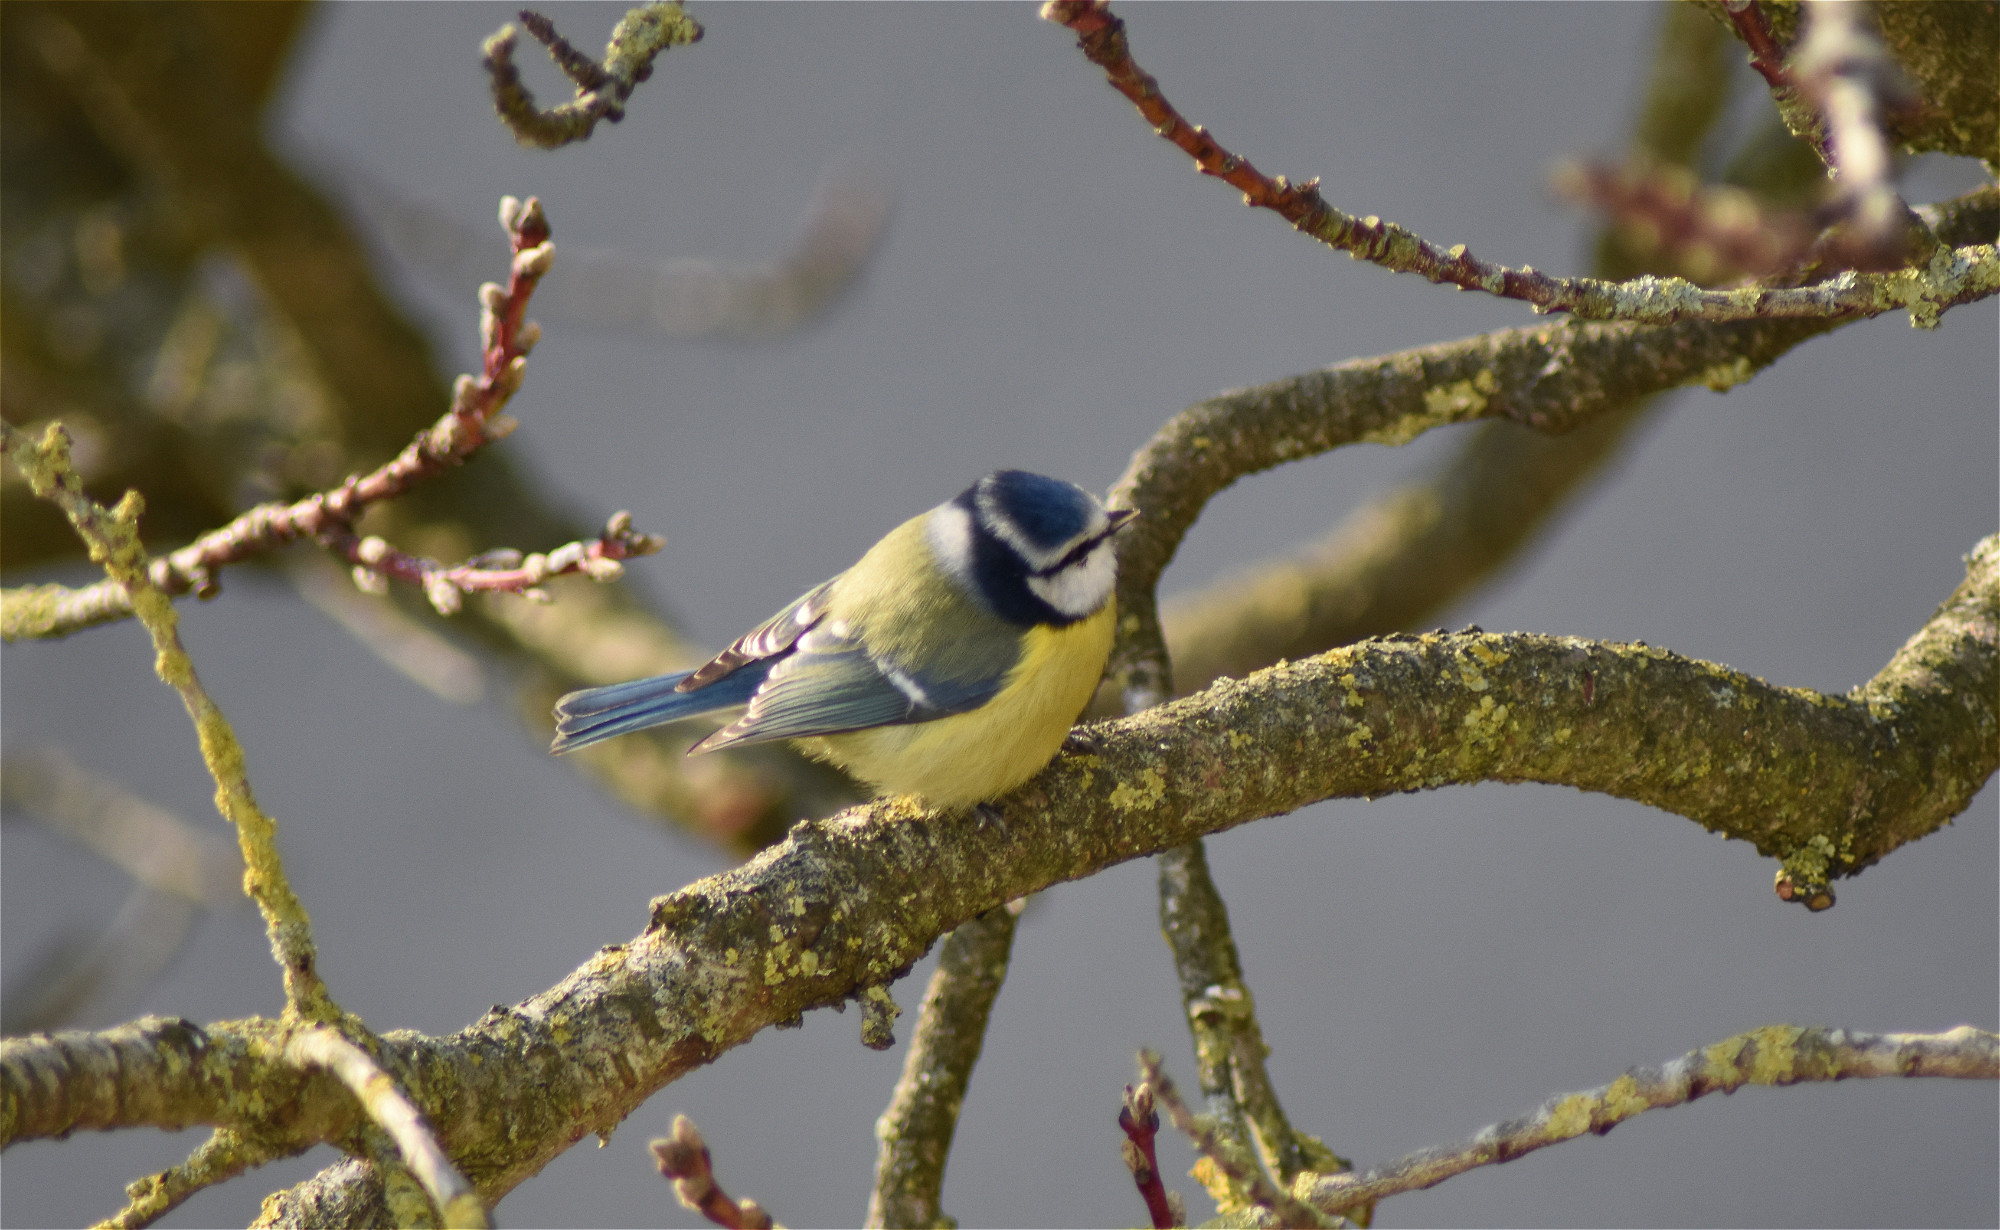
[286,1029,488,1230]
[0,196,664,641]
[96,1127,296,1230]
[867,903,1022,1229]
[1158,843,1347,1190]
[1,421,336,1021]
[1139,1051,1337,1229]
[1297,1025,2000,1217]
[1554,159,1815,282]
[1040,1,1994,326]
[483,4,702,149]
[652,1115,779,1229]
[1119,1082,1181,1228]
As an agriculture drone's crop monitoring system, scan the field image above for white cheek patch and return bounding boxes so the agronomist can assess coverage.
[927,503,978,581]
[1026,542,1117,618]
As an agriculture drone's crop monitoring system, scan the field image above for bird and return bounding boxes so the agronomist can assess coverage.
[550,470,1137,809]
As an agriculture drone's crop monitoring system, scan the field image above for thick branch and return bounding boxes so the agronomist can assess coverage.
[1298,1025,2000,1216]
[175,536,1998,1221]
[866,904,1021,1229]
[1103,312,1838,704]
[1041,1,1996,327]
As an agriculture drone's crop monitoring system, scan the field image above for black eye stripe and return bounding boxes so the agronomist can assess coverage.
[1034,530,1112,577]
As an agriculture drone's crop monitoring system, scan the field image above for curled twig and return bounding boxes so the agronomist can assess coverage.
[1040,0,1993,326]
[483,3,702,149]
[651,1115,778,1230]
[1297,1025,2000,1217]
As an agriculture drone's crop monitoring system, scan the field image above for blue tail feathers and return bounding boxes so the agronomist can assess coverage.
[549,664,768,754]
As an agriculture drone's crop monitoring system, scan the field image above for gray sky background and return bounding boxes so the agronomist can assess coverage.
[3,4,1995,1227]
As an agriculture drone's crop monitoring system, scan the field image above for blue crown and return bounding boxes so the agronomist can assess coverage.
[977,470,1096,551]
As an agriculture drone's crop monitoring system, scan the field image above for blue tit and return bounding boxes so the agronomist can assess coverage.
[550,470,1138,808]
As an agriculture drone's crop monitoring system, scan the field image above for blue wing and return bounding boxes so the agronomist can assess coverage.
[550,663,770,754]
[689,622,1004,753]
[548,581,835,755]
[550,576,1017,756]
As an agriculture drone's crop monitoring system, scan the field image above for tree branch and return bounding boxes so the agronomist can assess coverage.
[1151,182,1998,704]
[866,904,1021,1229]
[1297,1025,2000,1217]
[1040,1,1994,327]
[99,1127,297,1230]
[1137,1050,1336,1229]
[2,197,663,641]
[1102,311,1841,708]
[285,1029,486,1230]
[1,421,336,1020]
[123,532,1998,1222]
[1157,842,1345,1190]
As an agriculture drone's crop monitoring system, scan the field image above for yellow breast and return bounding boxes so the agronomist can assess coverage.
[798,600,1115,808]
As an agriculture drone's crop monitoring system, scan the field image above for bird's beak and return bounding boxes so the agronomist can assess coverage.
[1106,507,1140,533]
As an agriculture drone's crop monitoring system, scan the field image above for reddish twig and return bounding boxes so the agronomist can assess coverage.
[1120,1082,1182,1229]
[1138,1050,1336,1229]
[651,1115,778,1230]
[1721,0,1792,91]
[1040,1,1983,325]
[3,196,664,636]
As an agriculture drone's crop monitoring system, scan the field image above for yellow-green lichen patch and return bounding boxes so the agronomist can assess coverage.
[1109,766,1167,812]
[1543,1092,1596,1140]
[1599,1073,1647,1120]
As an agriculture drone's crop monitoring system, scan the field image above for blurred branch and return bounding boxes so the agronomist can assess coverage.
[2,421,336,1022]
[1,748,240,904]
[651,1116,776,1230]
[1,748,242,1033]
[1793,0,1929,268]
[1700,0,1999,167]
[1298,1025,2000,1218]
[229,535,1997,1222]
[347,161,891,340]
[288,555,487,705]
[1042,0,1994,325]
[867,903,1021,1229]
[483,3,703,149]
[0,6,851,853]
[0,888,197,1038]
